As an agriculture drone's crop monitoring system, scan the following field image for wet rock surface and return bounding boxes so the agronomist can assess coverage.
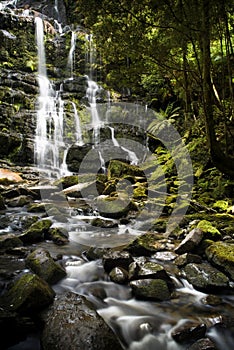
[40,292,122,350]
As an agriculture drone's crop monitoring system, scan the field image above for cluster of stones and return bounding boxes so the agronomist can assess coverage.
[0,160,234,349]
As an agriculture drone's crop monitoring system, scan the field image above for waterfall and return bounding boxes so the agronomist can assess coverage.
[86,78,102,144]
[98,150,106,173]
[34,17,65,176]
[35,17,47,79]
[85,33,95,80]
[109,126,139,165]
[71,102,83,145]
[67,31,77,79]
[34,17,84,177]
[109,126,119,147]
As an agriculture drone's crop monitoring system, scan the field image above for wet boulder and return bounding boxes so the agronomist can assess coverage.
[1,273,55,314]
[175,228,203,255]
[109,266,129,284]
[205,242,234,280]
[19,219,52,243]
[171,321,207,345]
[6,194,32,207]
[40,292,121,350]
[125,232,166,256]
[130,278,171,301]
[96,193,138,219]
[183,263,229,292]
[91,217,118,228]
[0,233,22,250]
[0,168,23,185]
[129,261,171,283]
[102,250,134,273]
[25,248,66,285]
[45,227,69,245]
[174,253,202,267]
[187,337,218,350]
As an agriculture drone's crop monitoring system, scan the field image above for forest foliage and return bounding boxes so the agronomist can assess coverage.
[65,0,234,176]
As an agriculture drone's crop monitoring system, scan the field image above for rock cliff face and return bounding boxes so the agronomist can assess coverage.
[0,0,87,165]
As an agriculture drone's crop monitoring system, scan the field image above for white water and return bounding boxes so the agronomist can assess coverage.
[0,0,17,11]
[109,126,139,165]
[67,31,77,78]
[55,258,233,350]
[71,101,83,145]
[86,77,102,144]
[85,33,95,79]
[34,17,83,177]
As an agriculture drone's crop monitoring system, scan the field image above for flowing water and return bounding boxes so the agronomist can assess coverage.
[1,3,234,350]
[67,31,77,78]
[53,257,234,350]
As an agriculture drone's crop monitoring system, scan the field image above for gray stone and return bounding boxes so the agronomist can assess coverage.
[175,228,204,254]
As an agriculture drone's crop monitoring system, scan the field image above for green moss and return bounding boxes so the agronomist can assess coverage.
[213,200,229,212]
[133,185,147,199]
[197,220,221,240]
[2,273,55,314]
[206,242,234,280]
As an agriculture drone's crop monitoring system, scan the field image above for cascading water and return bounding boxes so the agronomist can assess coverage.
[71,101,83,145]
[67,31,77,79]
[109,126,139,165]
[86,78,102,144]
[34,16,83,177]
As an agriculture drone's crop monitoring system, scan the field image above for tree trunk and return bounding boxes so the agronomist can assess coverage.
[201,0,234,177]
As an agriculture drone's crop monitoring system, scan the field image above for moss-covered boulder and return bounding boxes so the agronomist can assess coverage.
[102,250,134,273]
[109,267,128,284]
[53,175,79,189]
[205,242,234,281]
[132,261,171,281]
[213,200,229,212]
[25,248,66,285]
[183,263,229,292]
[1,273,55,314]
[19,219,52,243]
[0,234,22,250]
[45,227,69,245]
[96,193,138,219]
[125,233,166,256]
[197,220,222,240]
[108,159,145,179]
[130,278,171,300]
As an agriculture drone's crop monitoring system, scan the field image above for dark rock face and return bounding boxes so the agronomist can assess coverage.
[171,322,207,345]
[40,292,122,350]
[16,0,67,24]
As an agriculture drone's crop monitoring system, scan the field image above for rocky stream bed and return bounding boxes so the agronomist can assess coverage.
[0,163,234,350]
